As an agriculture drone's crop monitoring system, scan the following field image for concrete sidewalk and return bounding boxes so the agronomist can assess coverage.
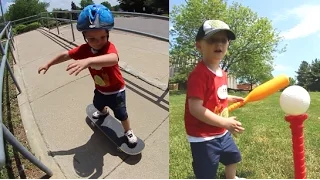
[13,30,169,178]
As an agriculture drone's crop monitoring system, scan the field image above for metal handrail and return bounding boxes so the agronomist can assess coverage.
[11,15,39,24]
[0,21,53,176]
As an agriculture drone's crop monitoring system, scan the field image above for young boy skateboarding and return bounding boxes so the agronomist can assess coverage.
[184,20,245,179]
[38,4,137,144]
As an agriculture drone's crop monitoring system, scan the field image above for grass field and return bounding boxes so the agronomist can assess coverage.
[169,90,320,179]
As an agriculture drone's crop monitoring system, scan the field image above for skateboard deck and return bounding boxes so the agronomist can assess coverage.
[86,104,145,155]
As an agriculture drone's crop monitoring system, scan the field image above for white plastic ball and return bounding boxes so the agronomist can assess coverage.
[279,85,310,115]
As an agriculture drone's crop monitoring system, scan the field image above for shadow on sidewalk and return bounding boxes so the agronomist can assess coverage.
[124,77,169,112]
[48,118,142,179]
[37,29,73,50]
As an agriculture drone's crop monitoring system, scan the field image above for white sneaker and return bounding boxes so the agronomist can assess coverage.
[235,176,245,179]
[92,110,109,119]
[125,129,138,144]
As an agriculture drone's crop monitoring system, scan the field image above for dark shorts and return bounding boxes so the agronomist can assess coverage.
[93,89,128,121]
[190,132,241,179]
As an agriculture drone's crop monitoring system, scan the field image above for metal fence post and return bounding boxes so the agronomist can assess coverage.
[41,13,44,27]
[55,13,59,34]
[5,59,21,93]
[3,30,21,93]
[8,25,15,49]
[69,12,75,42]
[9,46,16,64]
[47,12,49,30]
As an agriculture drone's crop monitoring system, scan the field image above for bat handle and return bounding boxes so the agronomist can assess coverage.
[228,101,245,112]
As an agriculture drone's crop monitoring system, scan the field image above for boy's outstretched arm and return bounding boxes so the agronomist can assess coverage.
[87,53,118,67]
[38,51,71,74]
[66,53,118,76]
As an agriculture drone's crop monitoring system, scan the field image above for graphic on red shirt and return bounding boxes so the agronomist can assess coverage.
[184,61,229,137]
[93,72,110,87]
[68,42,125,92]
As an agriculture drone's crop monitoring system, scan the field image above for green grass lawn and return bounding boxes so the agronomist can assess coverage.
[169,91,320,179]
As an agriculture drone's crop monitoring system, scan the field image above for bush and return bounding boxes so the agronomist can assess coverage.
[14,24,27,34]
[13,22,41,35]
[24,22,41,31]
[169,72,188,84]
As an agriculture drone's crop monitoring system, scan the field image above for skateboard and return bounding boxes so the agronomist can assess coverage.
[86,104,145,155]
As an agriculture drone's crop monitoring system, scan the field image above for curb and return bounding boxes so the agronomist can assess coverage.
[13,42,65,178]
[39,27,168,91]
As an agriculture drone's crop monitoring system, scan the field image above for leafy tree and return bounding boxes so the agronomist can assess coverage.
[71,1,80,10]
[80,0,94,9]
[144,0,169,14]
[296,61,311,90]
[101,1,112,9]
[71,1,80,20]
[308,59,320,91]
[5,0,49,21]
[118,0,145,12]
[112,5,120,11]
[289,77,296,86]
[170,0,285,84]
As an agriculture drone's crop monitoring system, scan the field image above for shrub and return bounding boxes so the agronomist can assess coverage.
[13,22,41,35]
[24,22,41,31]
[14,24,27,34]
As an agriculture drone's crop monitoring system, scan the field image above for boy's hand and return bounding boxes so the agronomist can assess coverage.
[223,116,245,136]
[228,95,245,103]
[66,60,89,76]
[38,64,50,74]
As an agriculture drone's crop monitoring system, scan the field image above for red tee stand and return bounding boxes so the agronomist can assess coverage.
[285,113,308,179]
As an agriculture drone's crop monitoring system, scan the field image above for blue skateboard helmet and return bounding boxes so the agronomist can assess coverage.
[76,4,114,32]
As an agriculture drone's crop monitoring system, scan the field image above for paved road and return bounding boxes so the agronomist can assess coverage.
[13,17,169,178]
[113,17,169,38]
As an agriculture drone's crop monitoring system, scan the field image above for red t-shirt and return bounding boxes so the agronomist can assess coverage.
[184,61,229,137]
[68,42,125,92]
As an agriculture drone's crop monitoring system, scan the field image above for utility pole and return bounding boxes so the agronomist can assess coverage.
[0,0,5,23]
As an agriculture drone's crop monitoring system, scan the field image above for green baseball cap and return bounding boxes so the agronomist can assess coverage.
[196,20,236,41]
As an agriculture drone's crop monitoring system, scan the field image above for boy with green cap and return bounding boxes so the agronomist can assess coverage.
[184,20,245,179]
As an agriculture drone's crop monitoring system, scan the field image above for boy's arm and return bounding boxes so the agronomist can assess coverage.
[86,53,118,67]
[47,51,71,67]
[188,98,226,128]
[47,45,84,67]
[86,43,119,68]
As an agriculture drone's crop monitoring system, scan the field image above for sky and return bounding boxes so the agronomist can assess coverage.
[2,0,119,12]
[170,0,320,79]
